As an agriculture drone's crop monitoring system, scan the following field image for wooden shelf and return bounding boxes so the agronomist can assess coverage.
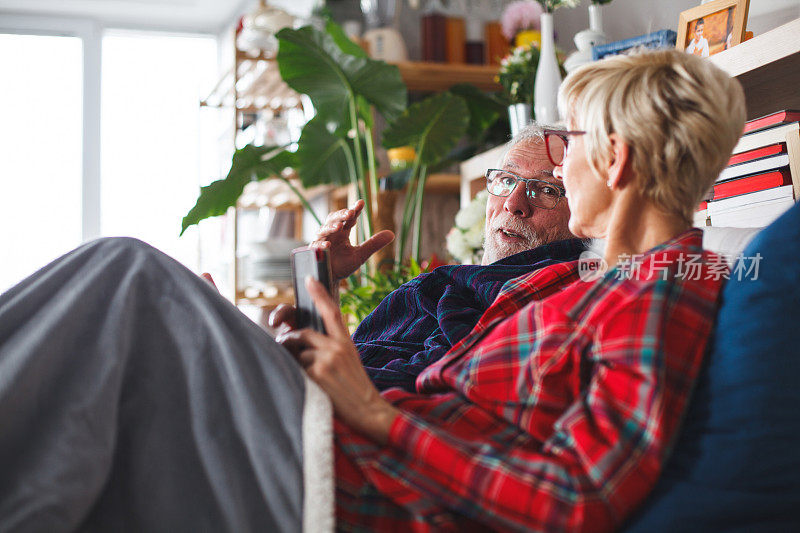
[330,173,461,202]
[235,49,276,63]
[459,145,506,207]
[236,287,293,308]
[423,173,461,194]
[237,177,333,210]
[710,18,800,120]
[394,61,500,93]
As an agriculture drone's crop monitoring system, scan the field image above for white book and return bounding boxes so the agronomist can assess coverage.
[734,122,800,154]
[717,154,789,182]
[709,185,794,211]
[709,186,795,228]
[693,209,709,227]
[710,199,794,228]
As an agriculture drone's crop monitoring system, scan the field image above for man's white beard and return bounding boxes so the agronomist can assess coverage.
[482,215,544,265]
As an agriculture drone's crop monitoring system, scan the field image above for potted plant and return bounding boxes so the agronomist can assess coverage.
[497,43,540,137]
[181,20,501,317]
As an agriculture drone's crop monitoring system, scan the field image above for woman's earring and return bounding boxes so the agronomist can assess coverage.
[606,180,612,188]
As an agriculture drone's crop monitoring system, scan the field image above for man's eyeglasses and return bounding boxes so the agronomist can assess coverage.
[485,169,566,210]
[543,128,586,167]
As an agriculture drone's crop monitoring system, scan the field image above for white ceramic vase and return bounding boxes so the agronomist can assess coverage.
[564,3,608,73]
[534,12,562,124]
[588,2,604,34]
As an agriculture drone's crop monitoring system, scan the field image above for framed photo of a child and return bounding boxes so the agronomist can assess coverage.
[677,0,750,58]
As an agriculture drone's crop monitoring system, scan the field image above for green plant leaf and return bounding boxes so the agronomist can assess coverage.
[180,145,294,235]
[325,19,368,59]
[448,84,506,141]
[293,116,354,188]
[356,95,374,129]
[382,92,469,166]
[276,26,406,126]
[324,19,377,130]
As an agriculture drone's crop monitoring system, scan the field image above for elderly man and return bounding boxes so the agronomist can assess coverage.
[273,123,585,391]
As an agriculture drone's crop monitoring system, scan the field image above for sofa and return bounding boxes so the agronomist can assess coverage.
[624,203,800,531]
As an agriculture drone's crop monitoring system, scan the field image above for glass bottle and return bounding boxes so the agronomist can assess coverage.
[421,0,447,62]
[445,0,466,64]
[465,17,484,64]
[483,0,509,65]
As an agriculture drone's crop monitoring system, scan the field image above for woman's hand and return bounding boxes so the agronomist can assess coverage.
[277,277,398,445]
[312,200,394,281]
[267,303,297,335]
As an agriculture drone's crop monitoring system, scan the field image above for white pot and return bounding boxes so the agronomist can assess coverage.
[534,13,562,124]
[508,103,533,138]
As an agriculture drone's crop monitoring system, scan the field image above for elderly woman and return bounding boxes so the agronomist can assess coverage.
[0,49,743,532]
[281,48,745,531]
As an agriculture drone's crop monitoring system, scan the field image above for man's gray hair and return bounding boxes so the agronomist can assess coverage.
[498,121,564,166]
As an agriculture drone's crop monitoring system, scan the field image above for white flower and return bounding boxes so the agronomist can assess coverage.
[446,227,470,262]
[463,223,485,249]
[454,190,488,229]
[448,190,488,263]
[540,0,581,11]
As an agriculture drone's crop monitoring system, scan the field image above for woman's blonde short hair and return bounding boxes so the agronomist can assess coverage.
[558,48,746,224]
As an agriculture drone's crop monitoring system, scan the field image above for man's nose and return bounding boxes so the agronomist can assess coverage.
[503,183,532,218]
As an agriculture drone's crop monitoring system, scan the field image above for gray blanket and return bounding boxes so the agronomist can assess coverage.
[0,237,311,532]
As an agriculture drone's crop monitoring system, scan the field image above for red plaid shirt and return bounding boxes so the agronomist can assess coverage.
[335,229,726,532]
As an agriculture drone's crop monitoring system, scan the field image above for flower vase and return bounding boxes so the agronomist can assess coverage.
[508,102,532,138]
[589,3,604,34]
[563,3,608,73]
[534,12,561,124]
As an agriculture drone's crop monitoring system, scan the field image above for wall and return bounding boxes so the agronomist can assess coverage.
[329,0,800,60]
[553,0,800,53]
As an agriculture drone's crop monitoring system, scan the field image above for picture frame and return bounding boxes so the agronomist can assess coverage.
[676,0,750,58]
[592,30,677,61]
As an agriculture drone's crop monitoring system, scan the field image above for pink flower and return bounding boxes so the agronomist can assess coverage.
[501,1,544,41]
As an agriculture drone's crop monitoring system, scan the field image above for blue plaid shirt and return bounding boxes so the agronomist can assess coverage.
[353,238,587,392]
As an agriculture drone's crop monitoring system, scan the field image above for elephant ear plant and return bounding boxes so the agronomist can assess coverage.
[181,21,472,304]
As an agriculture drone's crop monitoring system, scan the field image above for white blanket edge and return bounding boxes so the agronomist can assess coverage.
[302,376,335,533]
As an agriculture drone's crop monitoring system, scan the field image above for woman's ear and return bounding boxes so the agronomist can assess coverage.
[605,134,631,190]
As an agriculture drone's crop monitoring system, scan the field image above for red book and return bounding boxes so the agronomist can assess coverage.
[696,201,708,211]
[712,169,792,201]
[743,110,800,134]
[727,143,786,167]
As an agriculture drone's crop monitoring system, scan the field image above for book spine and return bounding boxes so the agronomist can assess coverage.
[713,170,790,201]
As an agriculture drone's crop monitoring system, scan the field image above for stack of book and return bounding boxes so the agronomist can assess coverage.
[697,110,800,228]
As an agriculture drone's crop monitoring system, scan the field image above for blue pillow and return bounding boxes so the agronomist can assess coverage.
[625,203,800,532]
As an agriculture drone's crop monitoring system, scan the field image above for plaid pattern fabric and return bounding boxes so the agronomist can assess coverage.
[335,229,727,532]
[354,239,587,392]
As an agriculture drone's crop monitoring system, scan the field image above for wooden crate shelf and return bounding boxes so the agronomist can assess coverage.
[710,18,800,121]
[394,61,500,93]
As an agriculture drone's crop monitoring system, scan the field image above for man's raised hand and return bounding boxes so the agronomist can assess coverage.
[311,200,394,281]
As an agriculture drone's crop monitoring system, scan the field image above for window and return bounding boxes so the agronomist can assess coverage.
[0,26,218,293]
[100,31,218,269]
[0,33,83,291]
